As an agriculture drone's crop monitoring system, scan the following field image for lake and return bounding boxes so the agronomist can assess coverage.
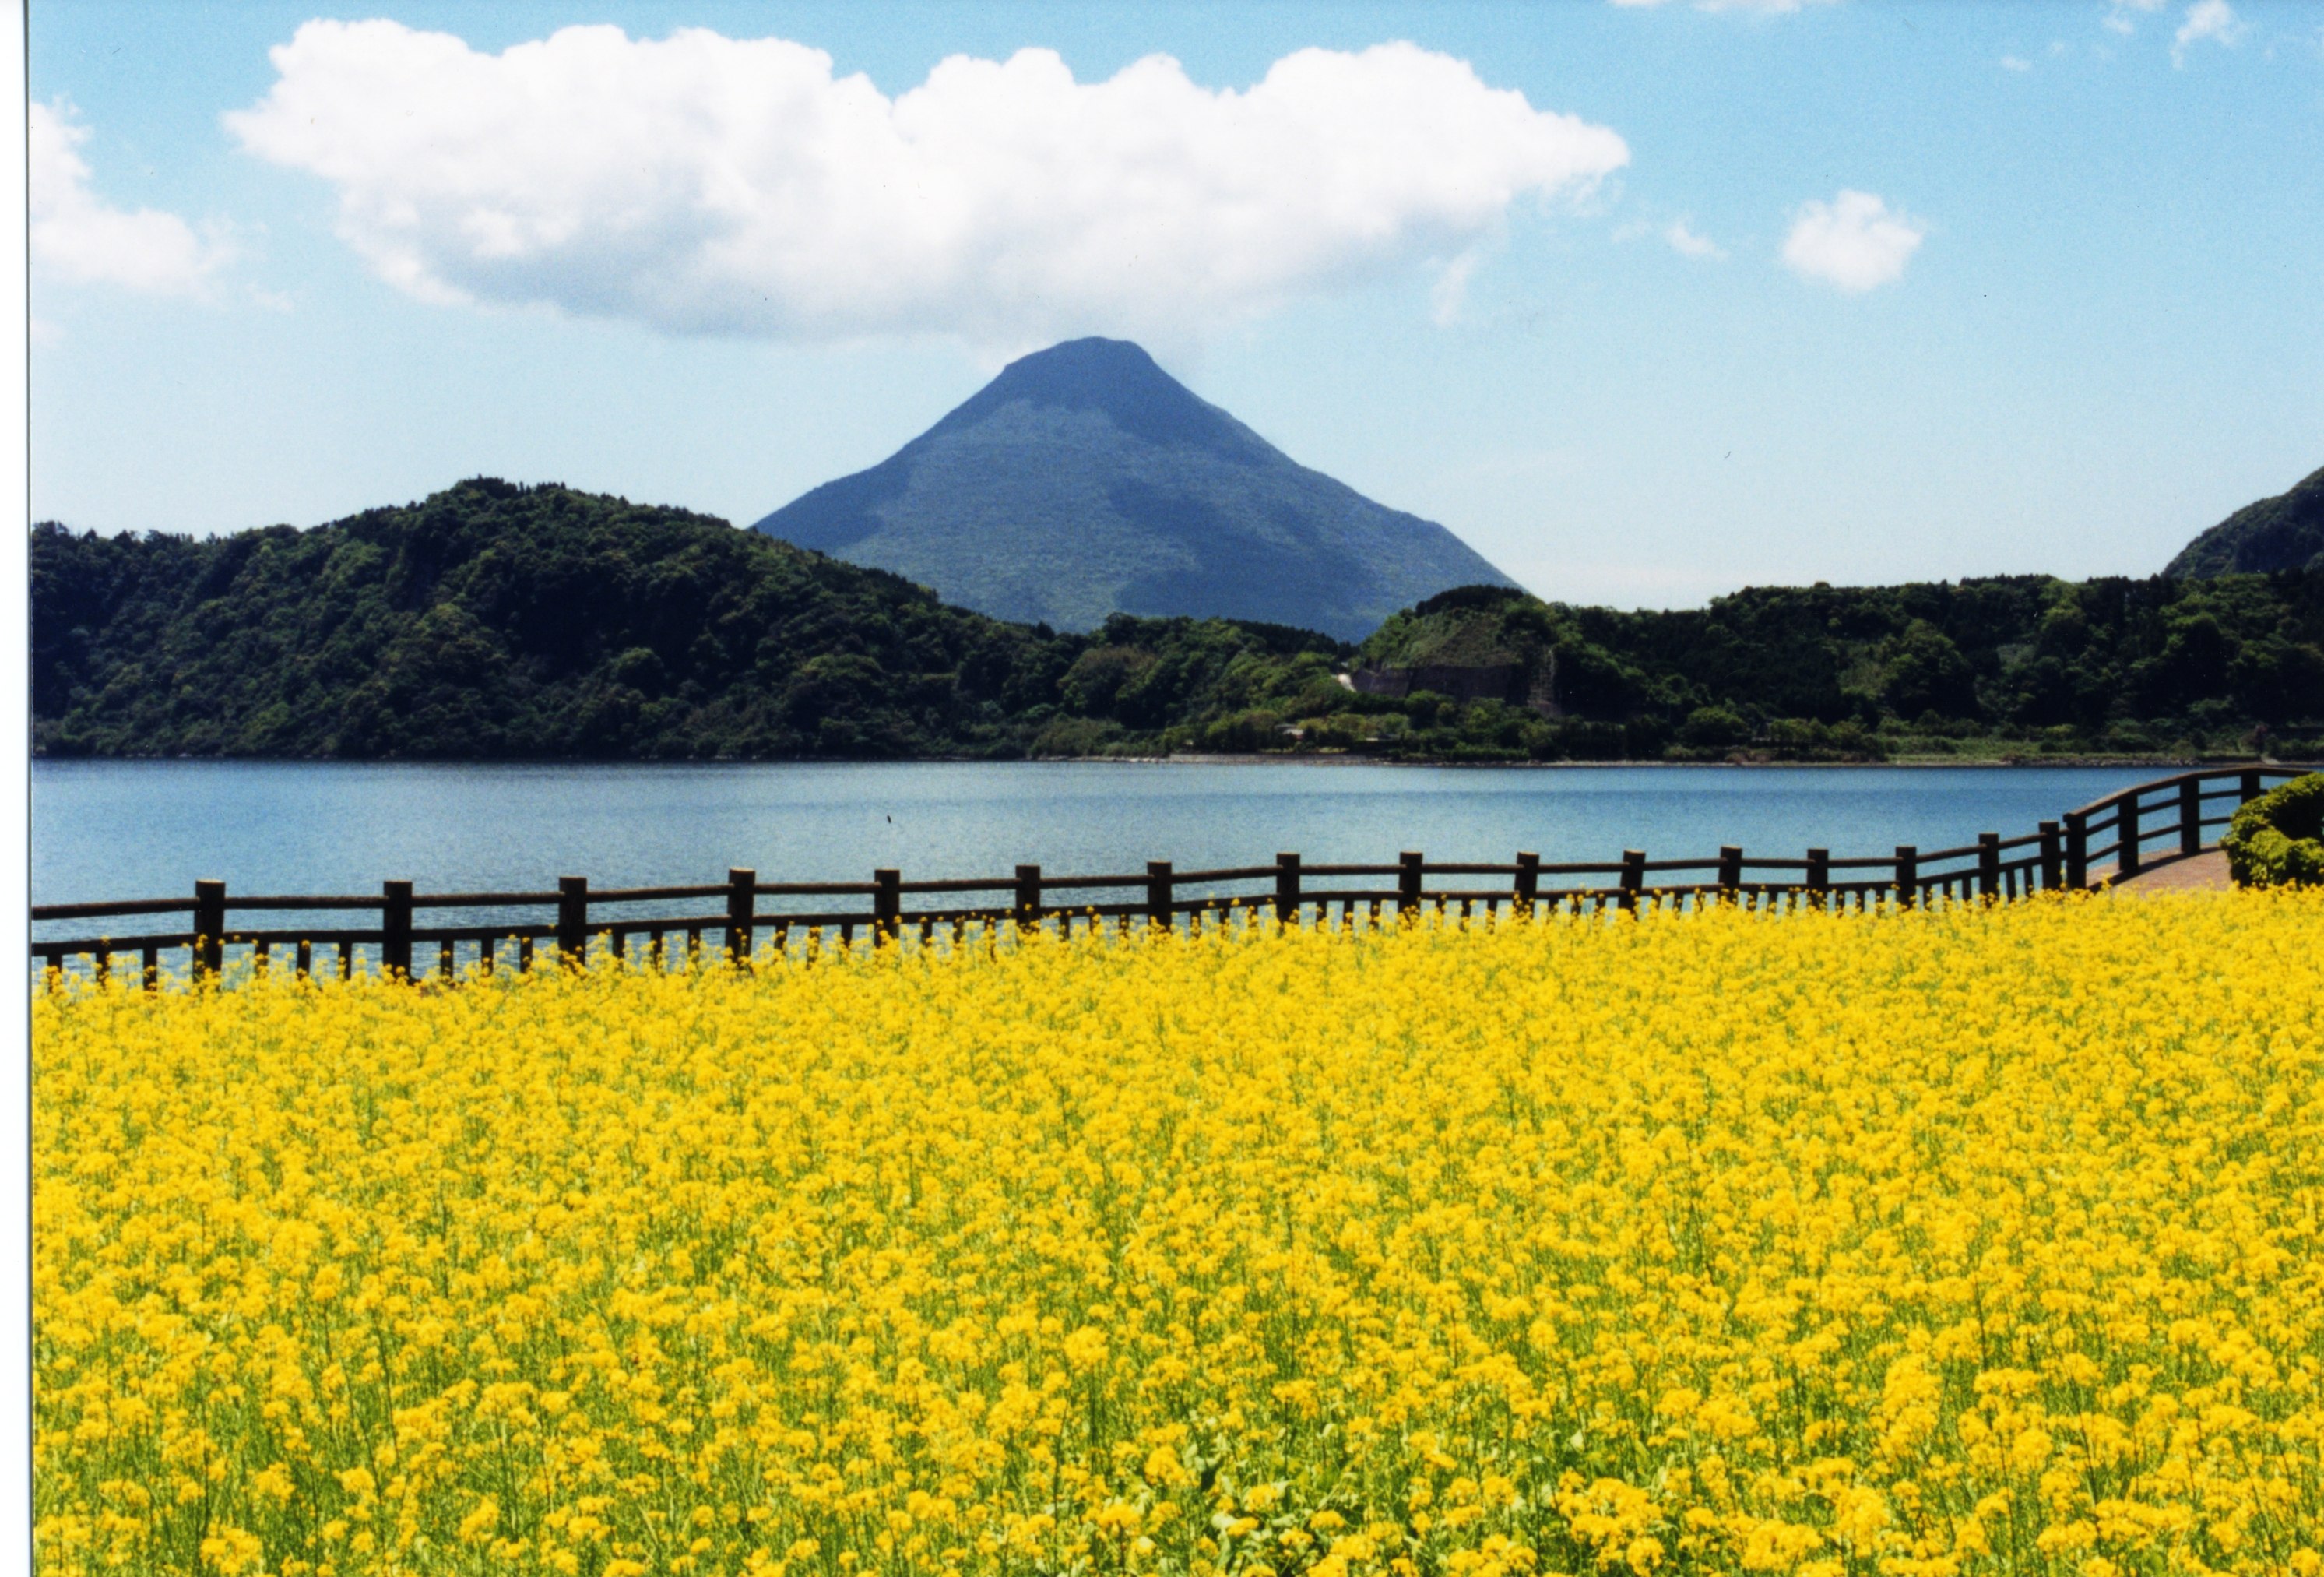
[33,759,2168,906]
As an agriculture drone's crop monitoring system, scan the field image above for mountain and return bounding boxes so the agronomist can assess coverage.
[33,479,2324,765]
[30,480,1344,760]
[1345,572,2324,761]
[750,337,1517,642]
[2167,465,2324,577]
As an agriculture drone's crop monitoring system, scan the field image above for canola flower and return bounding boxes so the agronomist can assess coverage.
[33,892,2324,1577]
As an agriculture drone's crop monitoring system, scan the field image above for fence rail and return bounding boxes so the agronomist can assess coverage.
[30,766,2314,988]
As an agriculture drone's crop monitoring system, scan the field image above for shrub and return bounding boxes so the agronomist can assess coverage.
[1680,705,1751,748]
[2222,771,2324,887]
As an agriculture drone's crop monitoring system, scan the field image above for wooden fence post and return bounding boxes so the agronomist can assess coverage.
[726,868,755,964]
[2118,794,2142,879]
[2179,776,2202,857]
[1805,848,1830,909]
[1718,845,1742,901]
[1977,834,2000,899]
[193,879,225,980]
[557,876,589,966]
[382,880,413,980]
[2037,822,2062,891]
[1619,850,1644,913]
[1397,852,1423,920]
[1146,861,1174,932]
[1014,864,1042,934]
[1514,852,1539,915]
[1893,845,1918,909]
[874,868,900,945]
[2064,810,2088,889]
[2241,769,2261,805]
[1275,853,1301,927]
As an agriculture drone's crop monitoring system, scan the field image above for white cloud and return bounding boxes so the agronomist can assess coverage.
[1610,215,1722,259]
[1429,252,1482,326]
[1664,219,1725,259]
[1609,0,1840,12]
[30,102,229,296]
[2104,0,2165,34]
[1781,190,1923,293]
[227,22,1628,349]
[2173,0,2245,64]
[2000,54,2034,71]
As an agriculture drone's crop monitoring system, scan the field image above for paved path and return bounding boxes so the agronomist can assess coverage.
[2106,849,2233,895]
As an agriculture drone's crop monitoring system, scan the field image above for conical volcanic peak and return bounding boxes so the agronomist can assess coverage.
[919,338,1273,462]
[752,339,1517,641]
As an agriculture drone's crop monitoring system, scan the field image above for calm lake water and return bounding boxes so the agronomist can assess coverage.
[33,759,2164,905]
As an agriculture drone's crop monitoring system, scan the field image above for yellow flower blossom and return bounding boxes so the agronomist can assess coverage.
[31,892,2324,1575]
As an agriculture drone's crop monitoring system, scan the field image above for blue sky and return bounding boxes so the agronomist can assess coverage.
[26,0,2324,608]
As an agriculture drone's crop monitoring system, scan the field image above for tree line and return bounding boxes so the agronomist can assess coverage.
[33,479,2324,763]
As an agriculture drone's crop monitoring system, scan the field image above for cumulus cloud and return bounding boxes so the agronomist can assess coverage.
[1429,252,1483,326]
[225,22,1628,348]
[2173,0,2244,63]
[1610,0,1839,12]
[1781,190,1923,293]
[1612,215,1722,259]
[1663,220,1725,259]
[2104,0,2166,35]
[30,102,228,296]
[2000,54,2034,71]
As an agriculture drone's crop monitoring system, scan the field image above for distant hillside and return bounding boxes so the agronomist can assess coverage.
[33,480,2324,764]
[2167,465,2324,577]
[30,480,1345,760]
[751,337,1516,642]
[1341,576,2324,761]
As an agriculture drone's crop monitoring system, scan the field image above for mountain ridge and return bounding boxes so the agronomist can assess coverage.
[751,337,1517,641]
[29,479,1348,760]
[2168,465,2324,578]
[32,477,2324,766]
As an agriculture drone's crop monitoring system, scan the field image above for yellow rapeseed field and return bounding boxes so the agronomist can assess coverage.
[33,893,2324,1577]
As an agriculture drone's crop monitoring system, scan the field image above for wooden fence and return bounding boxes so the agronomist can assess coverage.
[30,765,2314,988]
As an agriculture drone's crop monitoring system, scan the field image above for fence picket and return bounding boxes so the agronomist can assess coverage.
[30,764,2319,991]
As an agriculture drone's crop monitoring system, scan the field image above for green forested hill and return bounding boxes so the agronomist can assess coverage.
[32,478,2324,762]
[2166,466,2324,578]
[31,480,1343,759]
[1348,576,2324,760]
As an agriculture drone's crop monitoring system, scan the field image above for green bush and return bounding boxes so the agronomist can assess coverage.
[2221,772,2324,887]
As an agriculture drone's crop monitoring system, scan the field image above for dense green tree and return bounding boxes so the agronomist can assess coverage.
[30,481,1342,761]
[30,480,2324,763]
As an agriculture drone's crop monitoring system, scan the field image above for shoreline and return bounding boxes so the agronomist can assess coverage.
[28,752,2294,772]
[1119,752,2260,770]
